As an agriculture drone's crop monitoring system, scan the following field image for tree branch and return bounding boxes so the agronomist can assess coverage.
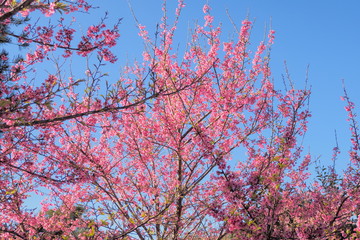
[0,0,36,22]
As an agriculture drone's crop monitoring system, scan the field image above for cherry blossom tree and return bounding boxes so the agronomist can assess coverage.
[1,0,360,239]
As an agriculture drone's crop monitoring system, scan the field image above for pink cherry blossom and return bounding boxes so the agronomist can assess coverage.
[0,1,359,239]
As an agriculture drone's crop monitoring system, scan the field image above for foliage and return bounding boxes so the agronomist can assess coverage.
[0,1,360,239]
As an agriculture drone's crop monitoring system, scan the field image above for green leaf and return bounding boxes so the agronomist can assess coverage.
[0,99,11,107]
[44,101,53,110]
[85,224,96,237]
[6,189,17,195]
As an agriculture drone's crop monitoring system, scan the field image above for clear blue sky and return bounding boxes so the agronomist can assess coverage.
[28,0,360,170]
[89,0,359,170]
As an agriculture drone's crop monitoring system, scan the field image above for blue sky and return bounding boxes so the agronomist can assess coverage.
[86,0,359,170]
